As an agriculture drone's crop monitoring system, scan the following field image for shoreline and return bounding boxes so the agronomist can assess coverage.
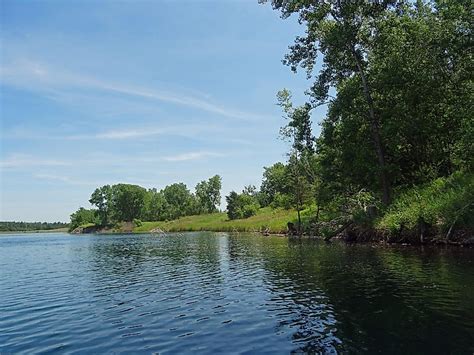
[71,225,474,247]
[0,228,69,234]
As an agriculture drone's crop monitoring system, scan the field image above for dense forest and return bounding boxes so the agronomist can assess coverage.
[256,0,473,242]
[70,0,473,243]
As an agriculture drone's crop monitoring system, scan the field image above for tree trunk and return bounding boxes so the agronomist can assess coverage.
[419,217,426,244]
[351,48,391,205]
[297,208,302,236]
[324,220,353,242]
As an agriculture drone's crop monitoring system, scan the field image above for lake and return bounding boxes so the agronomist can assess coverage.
[1,232,473,354]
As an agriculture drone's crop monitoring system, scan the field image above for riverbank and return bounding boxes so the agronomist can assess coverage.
[72,207,298,235]
[0,227,69,234]
[71,206,473,246]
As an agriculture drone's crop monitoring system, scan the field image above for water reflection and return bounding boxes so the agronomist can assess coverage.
[0,233,473,354]
[260,239,474,353]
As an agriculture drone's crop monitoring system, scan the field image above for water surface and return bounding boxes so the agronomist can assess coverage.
[1,232,473,354]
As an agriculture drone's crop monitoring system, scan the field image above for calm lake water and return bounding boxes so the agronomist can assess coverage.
[1,232,473,354]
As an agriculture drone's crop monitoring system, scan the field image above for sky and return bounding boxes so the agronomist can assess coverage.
[0,0,326,222]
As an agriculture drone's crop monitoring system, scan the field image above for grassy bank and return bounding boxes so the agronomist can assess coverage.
[133,207,302,234]
[74,172,473,245]
[373,172,474,243]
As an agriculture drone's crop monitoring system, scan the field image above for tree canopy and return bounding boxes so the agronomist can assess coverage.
[72,176,223,228]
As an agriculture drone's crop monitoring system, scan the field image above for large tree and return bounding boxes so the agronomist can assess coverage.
[262,0,401,204]
[109,184,147,222]
[195,175,222,213]
[143,188,169,221]
[259,162,289,207]
[277,89,315,230]
[89,185,112,225]
[162,183,195,220]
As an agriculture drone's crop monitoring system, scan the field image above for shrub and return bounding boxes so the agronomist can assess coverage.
[226,191,260,220]
[69,207,97,232]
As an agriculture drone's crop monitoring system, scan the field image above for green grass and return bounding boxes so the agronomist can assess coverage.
[79,223,96,228]
[133,207,302,234]
[377,171,474,233]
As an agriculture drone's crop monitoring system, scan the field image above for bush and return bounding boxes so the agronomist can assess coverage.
[270,192,293,209]
[69,207,97,232]
[226,191,260,220]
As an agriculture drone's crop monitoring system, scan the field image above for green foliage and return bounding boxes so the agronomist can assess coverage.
[109,184,147,222]
[195,175,222,213]
[226,189,260,220]
[270,192,293,209]
[134,207,299,234]
[142,189,168,221]
[133,218,143,227]
[0,221,69,232]
[378,172,474,233]
[75,175,222,227]
[69,207,96,232]
[162,183,196,220]
[277,89,314,154]
[89,185,112,226]
[262,0,474,236]
[285,154,315,209]
[259,162,290,207]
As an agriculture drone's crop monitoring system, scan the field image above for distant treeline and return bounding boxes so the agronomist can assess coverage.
[0,221,69,232]
[69,175,223,231]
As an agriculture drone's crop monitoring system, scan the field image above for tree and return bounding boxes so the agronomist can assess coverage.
[260,162,290,207]
[226,191,241,220]
[143,188,169,221]
[263,0,397,204]
[368,1,473,183]
[226,188,260,220]
[277,89,316,232]
[195,175,222,213]
[89,185,112,226]
[162,183,195,219]
[69,207,96,231]
[242,184,257,196]
[286,154,314,232]
[109,184,147,222]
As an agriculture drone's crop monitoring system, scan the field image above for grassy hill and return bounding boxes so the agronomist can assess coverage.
[133,207,302,234]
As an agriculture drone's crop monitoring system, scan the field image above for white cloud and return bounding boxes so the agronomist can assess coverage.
[0,60,270,121]
[0,150,226,172]
[33,173,89,185]
[0,154,71,169]
[65,127,165,140]
[163,151,224,162]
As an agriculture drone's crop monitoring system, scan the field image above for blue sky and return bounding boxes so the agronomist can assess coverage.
[0,0,325,222]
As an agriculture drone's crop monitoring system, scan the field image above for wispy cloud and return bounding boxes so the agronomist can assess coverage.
[0,60,270,121]
[33,173,92,185]
[0,154,71,169]
[163,151,225,162]
[66,127,166,140]
[61,123,218,141]
[33,173,151,187]
[1,150,226,170]
[1,122,219,141]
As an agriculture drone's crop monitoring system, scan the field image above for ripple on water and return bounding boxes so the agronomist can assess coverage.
[1,233,473,354]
